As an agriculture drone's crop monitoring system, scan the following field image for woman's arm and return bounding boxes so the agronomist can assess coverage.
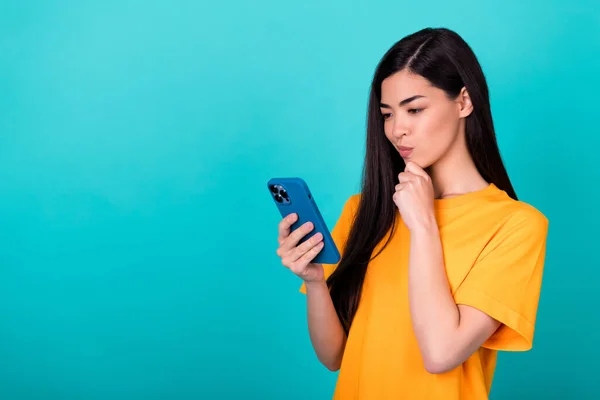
[276,213,347,371]
[407,222,501,374]
[395,162,501,374]
[304,279,347,371]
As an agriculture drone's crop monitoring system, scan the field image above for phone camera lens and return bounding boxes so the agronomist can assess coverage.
[275,194,283,203]
[279,189,288,198]
[270,185,278,194]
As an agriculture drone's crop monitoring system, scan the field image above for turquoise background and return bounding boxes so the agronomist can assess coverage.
[1,0,598,399]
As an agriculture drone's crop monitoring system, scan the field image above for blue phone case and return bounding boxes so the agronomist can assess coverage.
[267,177,340,265]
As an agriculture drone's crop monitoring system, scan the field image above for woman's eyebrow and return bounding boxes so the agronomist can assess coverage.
[380,95,426,108]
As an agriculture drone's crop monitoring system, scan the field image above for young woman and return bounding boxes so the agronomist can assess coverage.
[275,27,548,399]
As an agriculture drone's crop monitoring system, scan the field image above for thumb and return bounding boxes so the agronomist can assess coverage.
[405,161,430,180]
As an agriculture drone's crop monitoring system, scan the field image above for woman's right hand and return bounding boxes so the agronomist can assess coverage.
[276,213,325,282]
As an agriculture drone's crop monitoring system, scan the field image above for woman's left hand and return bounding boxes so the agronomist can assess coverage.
[393,161,436,233]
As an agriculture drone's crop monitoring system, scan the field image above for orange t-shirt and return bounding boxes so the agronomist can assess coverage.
[300,183,549,399]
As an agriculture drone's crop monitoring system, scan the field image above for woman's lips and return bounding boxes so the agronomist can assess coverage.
[398,146,413,158]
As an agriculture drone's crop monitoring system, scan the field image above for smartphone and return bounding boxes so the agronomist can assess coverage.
[267,177,340,265]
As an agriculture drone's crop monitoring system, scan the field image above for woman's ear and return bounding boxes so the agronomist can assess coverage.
[457,87,474,118]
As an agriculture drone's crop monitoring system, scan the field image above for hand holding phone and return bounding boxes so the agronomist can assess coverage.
[275,212,326,282]
[268,177,340,281]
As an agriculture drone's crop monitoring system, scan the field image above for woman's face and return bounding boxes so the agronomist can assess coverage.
[379,69,472,169]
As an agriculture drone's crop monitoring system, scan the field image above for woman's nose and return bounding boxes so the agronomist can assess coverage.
[392,118,409,138]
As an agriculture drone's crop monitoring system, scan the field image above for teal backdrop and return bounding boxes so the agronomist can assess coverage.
[1,1,598,399]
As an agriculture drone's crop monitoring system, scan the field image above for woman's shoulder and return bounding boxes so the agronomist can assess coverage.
[344,193,361,208]
[336,193,361,222]
[506,201,548,236]
[487,189,549,237]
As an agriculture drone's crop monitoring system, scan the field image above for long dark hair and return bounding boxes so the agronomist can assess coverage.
[326,27,518,334]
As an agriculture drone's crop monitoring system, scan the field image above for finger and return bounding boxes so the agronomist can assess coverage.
[398,172,417,184]
[404,161,430,180]
[393,183,407,204]
[290,232,323,262]
[283,221,315,250]
[278,213,298,244]
[291,242,325,273]
[283,234,322,269]
[395,182,407,192]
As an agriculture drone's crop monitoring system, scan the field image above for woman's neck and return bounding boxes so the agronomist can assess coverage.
[427,142,489,200]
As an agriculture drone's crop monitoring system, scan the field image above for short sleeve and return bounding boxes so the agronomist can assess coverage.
[299,194,360,294]
[453,207,549,351]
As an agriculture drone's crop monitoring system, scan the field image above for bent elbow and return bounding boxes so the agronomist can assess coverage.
[325,362,340,372]
[321,357,341,371]
[423,359,452,375]
[316,340,345,372]
[318,353,342,371]
[422,351,458,375]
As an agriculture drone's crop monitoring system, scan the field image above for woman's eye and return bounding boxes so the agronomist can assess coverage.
[408,108,423,115]
[382,113,392,120]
